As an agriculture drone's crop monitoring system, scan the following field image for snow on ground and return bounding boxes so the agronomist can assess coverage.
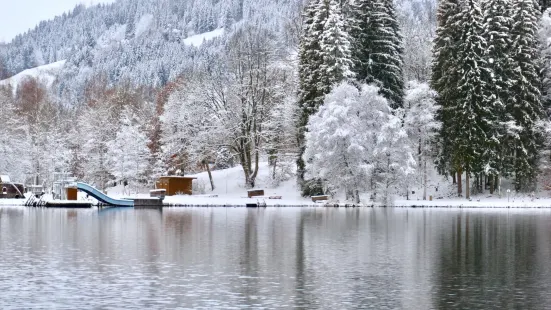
[99,162,551,208]
[105,162,316,206]
[395,196,551,208]
[0,199,25,206]
[0,60,66,94]
[183,28,225,47]
[6,162,551,208]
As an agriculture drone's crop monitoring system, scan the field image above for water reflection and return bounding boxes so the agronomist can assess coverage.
[1,207,551,308]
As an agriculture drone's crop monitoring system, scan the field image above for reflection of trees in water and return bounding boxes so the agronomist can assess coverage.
[294,209,318,308]
[434,212,550,309]
[236,209,260,303]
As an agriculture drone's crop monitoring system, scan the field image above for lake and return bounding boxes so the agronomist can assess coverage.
[0,206,550,309]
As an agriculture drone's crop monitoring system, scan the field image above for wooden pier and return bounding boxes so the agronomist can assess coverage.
[133,198,163,209]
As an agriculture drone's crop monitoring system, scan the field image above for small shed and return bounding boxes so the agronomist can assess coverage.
[156,176,197,196]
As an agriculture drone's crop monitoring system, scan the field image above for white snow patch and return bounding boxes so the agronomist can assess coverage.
[135,14,154,38]
[183,28,225,47]
[0,60,66,94]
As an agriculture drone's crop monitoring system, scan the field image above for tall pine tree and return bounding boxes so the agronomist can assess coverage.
[318,0,355,93]
[450,0,493,199]
[431,0,464,195]
[297,0,327,186]
[297,0,355,193]
[481,0,514,189]
[350,0,404,108]
[510,0,545,190]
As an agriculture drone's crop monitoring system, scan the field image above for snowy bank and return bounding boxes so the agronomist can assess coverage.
[0,60,66,94]
[395,196,551,208]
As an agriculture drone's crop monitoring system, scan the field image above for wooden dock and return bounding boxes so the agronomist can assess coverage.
[133,198,163,209]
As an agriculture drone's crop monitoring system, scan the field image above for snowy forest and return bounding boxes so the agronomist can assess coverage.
[1,0,551,204]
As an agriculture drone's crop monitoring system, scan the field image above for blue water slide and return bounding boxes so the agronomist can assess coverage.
[76,182,134,207]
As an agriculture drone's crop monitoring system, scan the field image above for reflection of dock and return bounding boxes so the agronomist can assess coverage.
[133,198,163,209]
[45,201,93,209]
[25,196,93,208]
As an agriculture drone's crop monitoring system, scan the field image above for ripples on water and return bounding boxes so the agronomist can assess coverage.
[1,207,551,309]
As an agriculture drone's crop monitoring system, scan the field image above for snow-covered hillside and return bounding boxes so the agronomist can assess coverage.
[183,28,225,47]
[0,60,65,94]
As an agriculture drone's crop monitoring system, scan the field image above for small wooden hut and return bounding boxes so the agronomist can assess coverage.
[0,175,25,199]
[156,176,197,196]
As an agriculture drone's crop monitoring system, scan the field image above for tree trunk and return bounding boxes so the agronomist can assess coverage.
[490,174,495,195]
[251,149,260,187]
[423,159,427,200]
[272,156,278,180]
[466,169,471,200]
[355,189,360,204]
[457,169,463,197]
[345,186,352,201]
[452,171,457,185]
[205,162,215,191]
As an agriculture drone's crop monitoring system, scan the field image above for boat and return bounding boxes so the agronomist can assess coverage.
[0,175,25,199]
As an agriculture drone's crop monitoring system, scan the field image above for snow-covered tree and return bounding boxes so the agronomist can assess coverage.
[304,82,414,204]
[403,81,440,200]
[540,8,551,111]
[0,86,31,182]
[451,0,497,199]
[373,113,416,205]
[510,0,545,191]
[397,0,436,82]
[161,25,292,189]
[297,0,329,184]
[481,0,514,191]
[350,0,405,108]
[318,0,354,93]
[432,0,463,192]
[107,108,150,194]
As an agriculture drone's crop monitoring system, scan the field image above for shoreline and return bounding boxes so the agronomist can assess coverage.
[4,195,551,209]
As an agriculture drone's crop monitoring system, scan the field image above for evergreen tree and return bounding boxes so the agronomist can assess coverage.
[450,0,493,199]
[318,0,355,93]
[297,0,326,185]
[541,0,550,12]
[431,0,463,191]
[350,0,405,108]
[297,0,331,189]
[482,0,514,186]
[510,0,545,190]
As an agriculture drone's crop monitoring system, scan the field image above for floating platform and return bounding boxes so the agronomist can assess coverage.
[44,201,93,209]
[133,198,163,209]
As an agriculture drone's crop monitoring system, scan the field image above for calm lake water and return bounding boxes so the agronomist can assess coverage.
[1,207,551,309]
